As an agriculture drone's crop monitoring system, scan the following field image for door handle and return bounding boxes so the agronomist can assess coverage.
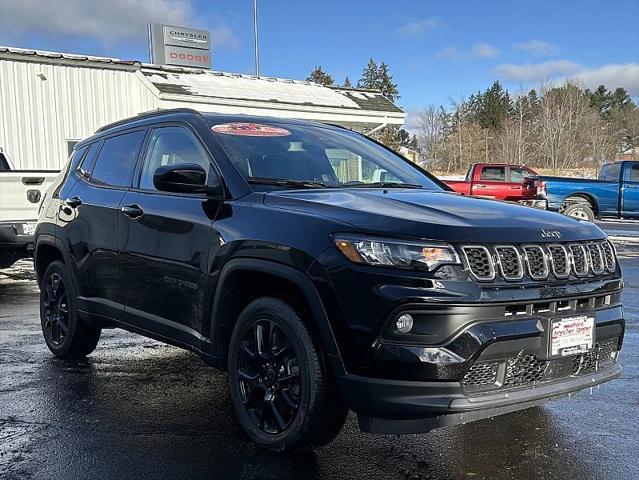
[474,184,487,188]
[120,204,144,219]
[64,196,82,208]
[511,186,521,189]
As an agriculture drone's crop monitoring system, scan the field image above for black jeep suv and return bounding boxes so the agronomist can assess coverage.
[35,109,624,452]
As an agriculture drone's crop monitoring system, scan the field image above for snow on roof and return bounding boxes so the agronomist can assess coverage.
[144,69,360,109]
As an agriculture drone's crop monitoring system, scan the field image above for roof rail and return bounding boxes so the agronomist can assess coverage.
[95,108,202,133]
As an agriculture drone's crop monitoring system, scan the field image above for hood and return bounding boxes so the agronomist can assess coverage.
[263,188,605,243]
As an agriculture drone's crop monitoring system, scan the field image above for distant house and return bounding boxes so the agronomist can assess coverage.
[0,46,405,170]
[617,148,638,161]
[398,146,420,163]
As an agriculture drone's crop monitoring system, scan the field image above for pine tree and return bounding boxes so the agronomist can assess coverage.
[377,62,399,102]
[357,59,379,89]
[307,66,334,86]
[343,77,352,88]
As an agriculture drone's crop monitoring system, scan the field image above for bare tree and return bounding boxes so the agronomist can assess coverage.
[418,105,445,163]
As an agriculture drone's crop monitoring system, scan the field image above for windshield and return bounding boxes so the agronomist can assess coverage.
[209,121,443,190]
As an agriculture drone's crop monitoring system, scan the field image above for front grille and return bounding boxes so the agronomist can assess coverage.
[461,246,495,281]
[461,240,615,283]
[463,337,620,394]
[569,243,589,276]
[600,241,616,272]
[587,243,605,274]
[495,246,523,280]
[461,362,499,391]
[523,245,549,280]
[547,244,571,279]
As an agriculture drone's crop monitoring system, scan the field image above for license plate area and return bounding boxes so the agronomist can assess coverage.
[19,222,37,236]
[549,315,594,358]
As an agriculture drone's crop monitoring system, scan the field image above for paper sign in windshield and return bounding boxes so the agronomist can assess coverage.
[211,123,291,137]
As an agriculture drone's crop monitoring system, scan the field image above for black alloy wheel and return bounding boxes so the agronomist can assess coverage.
[236,319,301,434]
[42,272,69,346]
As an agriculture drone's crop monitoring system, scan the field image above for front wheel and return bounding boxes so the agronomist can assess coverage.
[40,260,101,359]
[228,297,347,452]
[563,202,595,222]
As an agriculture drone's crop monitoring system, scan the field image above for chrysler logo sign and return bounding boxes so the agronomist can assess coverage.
[150,23,212,68]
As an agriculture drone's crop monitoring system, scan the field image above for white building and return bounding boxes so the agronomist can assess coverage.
[0,46,405,170]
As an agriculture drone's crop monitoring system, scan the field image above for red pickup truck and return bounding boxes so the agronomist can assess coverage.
[443,163,539,202]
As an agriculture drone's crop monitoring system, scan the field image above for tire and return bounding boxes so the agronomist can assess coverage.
[228,297,348,453]
[563,202,595,222]
[39,260,101,359]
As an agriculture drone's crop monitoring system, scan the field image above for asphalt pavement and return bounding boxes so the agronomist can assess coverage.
[1,226,638,480]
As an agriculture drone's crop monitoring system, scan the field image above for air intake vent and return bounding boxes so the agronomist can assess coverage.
[462,246,495,281]
[522,245,549,280]
[547,244,571,279]
[495,246,524,280]
[569,244,589,276]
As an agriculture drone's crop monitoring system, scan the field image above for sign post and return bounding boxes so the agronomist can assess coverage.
[149,23,212,69]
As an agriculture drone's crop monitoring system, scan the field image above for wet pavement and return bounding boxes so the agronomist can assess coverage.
[1,242,637,480]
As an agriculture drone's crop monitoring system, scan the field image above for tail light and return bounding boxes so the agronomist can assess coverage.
[537,180,547,199]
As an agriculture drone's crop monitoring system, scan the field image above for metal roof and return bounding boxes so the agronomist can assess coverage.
[0,46,404,115]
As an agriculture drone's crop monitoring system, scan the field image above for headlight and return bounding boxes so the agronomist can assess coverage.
[334,235,460,271]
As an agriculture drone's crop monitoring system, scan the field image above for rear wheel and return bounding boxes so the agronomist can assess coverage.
[563,202,595,222]
[228,297,347,452]
[40,260,101,359]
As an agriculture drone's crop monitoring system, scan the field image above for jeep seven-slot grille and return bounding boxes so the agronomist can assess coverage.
[462,240,615,282]
[462,337,619,393]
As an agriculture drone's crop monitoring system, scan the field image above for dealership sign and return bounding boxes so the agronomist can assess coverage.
[149,23,211,69]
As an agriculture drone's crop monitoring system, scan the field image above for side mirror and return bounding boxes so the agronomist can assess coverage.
[153,163,207,194]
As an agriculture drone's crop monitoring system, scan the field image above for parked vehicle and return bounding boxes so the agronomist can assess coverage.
[443,163,539,203]
[0,146,58,268]
[35,109,624,452]
[535,161,639,222]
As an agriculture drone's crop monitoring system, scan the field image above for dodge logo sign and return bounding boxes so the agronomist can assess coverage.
[541,229,562,239]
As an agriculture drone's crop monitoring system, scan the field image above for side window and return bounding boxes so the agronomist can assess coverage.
[77,142,100,177]
[139,126,211,191]
[599,163,621,182]
[509,167,530,182]
[90,130,145,187]
[479,166,506,181]
[630,164,639,182]
[0,152,10,170]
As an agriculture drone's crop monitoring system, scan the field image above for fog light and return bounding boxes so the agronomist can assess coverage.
[418,347,464,364]
[395,314,414,334]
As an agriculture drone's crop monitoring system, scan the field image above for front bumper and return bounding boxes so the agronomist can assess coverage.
[336,300,624,433]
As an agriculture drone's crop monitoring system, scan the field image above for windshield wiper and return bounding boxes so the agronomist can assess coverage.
[345,182,423,189]
[248,177,329,189]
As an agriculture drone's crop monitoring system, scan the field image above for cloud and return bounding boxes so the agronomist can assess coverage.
[513,39,559,56]
[573,64,639,96]
[0,0,238,49]
[471,43,500,59]
[438,43,500,60]
[397,18,439,37]
[495,61,639,96]
[494,60,581,81]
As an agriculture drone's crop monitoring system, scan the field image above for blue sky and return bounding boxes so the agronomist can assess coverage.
[1,0,638,128]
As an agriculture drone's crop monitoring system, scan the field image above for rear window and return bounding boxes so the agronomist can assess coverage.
[210,121,442,189]
[479,166,506,181]
[599,163,621,182]
[90,131,145,187]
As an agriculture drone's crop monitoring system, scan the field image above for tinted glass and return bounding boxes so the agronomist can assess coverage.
[480,166,506,181]
[90,131,145,187]
[139,127,210,191]
[210,121,442,189]
[631,164,639,182]
[77,142,101,178]
[599,163,621,182]
[0,153,9,170]
[510,167,532,182]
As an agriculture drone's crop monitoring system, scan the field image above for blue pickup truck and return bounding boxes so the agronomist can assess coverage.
[536,160,639,222]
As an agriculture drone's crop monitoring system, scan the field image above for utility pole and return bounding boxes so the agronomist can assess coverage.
[253,0,260,77]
